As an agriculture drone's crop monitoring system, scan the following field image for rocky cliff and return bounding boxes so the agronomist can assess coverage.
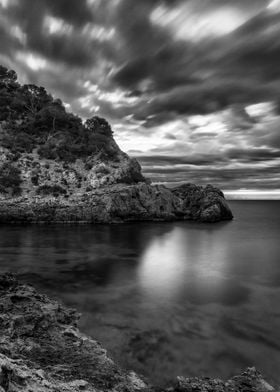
[0,65,233,223]
[0,274,275,392]
[0,182,232,223]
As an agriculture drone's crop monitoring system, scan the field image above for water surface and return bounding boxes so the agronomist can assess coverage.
[0,201,279,386]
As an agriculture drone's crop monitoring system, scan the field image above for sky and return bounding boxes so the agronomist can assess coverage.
[0,0,280,194]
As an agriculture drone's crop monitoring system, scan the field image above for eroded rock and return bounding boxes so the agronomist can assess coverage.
[0,183,233,223]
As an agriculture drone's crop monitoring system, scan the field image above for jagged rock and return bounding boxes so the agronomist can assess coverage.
[176,368,275,392]
[172,183,233,222]
[0,274,276,392]
[0,274,147,392]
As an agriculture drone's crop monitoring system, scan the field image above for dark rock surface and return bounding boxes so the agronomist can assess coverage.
[0,273,146,392]
[0,274,276,392]
[172,183,233,222]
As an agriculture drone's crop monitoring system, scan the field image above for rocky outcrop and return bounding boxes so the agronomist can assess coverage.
[0,144,146,198]
[0,182,232,223]
[0,274,146,392]
[0,274,276,392]
[172,183,233,222]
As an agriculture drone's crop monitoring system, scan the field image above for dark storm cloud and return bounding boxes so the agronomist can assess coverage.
[112,0,204,92]
[220,13,280,84]
[0,0,100,67]
[137,155,226,167]
[143,163,280,190]
[112,0,280,117]
[137,79,278,118]
[1,0,277,109]
[8,0,93,27]
[226,148,280,162]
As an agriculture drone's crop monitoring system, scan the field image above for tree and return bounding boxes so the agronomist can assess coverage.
[0,65,17,84]
[20,84,53,115]
[84,116,113,137]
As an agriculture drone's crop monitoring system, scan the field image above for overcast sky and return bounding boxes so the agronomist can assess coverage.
[1,0,280,192]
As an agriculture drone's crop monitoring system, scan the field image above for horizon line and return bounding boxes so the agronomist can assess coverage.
[224,190,280,200]
[152,182,280,200]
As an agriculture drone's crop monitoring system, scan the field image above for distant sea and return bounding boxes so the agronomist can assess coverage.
[0,200,279,387]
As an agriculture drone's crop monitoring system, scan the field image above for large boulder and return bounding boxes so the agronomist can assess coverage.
[172,183,233,222]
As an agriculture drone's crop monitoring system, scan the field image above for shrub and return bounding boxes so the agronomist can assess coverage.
[0,184,7,194]
[38,144,57,160]
[84,161,93,170]
[31,174,39,186]
[1,132,35,153]
[0,162,22,195]
[11,152,21,161]
[96,164,110,175]
[84,116,113,137]
[36,184,67,197]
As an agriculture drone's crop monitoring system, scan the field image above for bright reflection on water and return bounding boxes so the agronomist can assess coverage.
[0,201,279,387]
[138,227,232,302]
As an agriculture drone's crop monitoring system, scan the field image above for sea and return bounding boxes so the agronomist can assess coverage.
[0,200,279,387]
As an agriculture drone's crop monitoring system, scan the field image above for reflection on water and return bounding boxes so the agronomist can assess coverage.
[0,201,279,386]
[138,227,248,305]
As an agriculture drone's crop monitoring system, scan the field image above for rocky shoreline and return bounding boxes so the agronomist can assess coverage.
[0,274,276,392]
[0,182,233,224]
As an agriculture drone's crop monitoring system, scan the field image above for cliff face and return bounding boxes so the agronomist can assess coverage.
[0,274,275,392]
[0,144,146,198]
[0,183,232,223]
[0,65,233,223]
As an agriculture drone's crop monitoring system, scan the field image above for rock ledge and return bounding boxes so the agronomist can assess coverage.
[0,183,233,223]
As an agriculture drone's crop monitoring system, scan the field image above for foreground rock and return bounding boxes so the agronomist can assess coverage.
[0,182,233,223]
[0,274,276,392]
[0,274,146,392]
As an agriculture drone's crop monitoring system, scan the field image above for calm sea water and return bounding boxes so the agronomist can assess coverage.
[0,201,279,386]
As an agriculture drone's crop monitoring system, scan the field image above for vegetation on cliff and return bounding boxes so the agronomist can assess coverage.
[0,65,146,198]
[0,65,118,163]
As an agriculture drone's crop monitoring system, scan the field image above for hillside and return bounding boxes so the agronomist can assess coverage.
[0,65,233,223]
[0,65,145,199]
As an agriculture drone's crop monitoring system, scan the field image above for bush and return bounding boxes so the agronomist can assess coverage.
[31,174,39,186]
[84,116,113,137]
[96,164,110,175]
[84,161,93,170]
[36,184,67,197]
[0,162,22,195]
[37,144,57,160]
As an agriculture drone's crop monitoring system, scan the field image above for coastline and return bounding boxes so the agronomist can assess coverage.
[0,183,233,224]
